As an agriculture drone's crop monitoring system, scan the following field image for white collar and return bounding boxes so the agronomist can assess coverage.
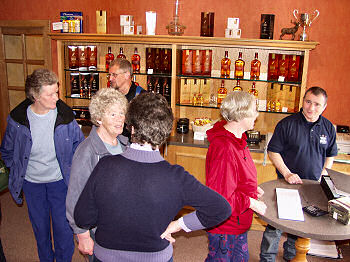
[130,143,159,151]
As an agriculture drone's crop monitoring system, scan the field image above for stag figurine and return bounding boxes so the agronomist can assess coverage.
[280,21,300,40]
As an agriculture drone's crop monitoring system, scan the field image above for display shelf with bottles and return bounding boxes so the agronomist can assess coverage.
[50,34,318,133]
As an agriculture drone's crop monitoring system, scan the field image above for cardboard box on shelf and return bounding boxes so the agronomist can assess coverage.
[180,78,191,104]
[60,12,83,33]
[200,79,211,104]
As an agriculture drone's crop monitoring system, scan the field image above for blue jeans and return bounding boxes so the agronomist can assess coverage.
[259,225,297,261]
[205,232,249,262]
[22,180,74,262]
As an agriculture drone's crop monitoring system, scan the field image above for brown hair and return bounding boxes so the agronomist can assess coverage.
[126,93,173,149]
[25,69,58,102]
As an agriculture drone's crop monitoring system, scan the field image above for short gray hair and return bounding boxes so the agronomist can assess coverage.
[220,91,258,122]
[25,69,58,102]
[109,58,133,77]
[89,88,128,126]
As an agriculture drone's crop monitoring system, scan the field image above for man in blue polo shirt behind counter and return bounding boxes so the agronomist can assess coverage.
[259,86,338,262]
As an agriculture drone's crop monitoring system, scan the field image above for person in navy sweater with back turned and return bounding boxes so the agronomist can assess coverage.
[74,92,231,262]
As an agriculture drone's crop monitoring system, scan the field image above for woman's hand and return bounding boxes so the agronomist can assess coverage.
[250,197,267,215]
[257,186,264,199]
[160,219,182,243]
[77,231,94,255]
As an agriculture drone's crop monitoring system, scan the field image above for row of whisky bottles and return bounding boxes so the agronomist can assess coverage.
[220,51,303,82]
[106,47,172,74]
[217,80,258,105]
[216,80,286,112]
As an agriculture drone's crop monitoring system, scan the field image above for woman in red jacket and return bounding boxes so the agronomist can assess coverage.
[205,91,267,262]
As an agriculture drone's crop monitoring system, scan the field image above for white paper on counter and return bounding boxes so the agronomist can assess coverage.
[276,188,304,221]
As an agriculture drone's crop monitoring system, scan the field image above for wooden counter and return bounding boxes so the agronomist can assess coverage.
[165,132,350,230]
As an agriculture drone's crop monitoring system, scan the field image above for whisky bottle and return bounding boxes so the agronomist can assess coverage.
[267,53,279,80]
[117,47,126,59]
[78,46,88,70]
[217,80,227,105]
[68,46,79,69]
[234,52,245,79]
[182,50,193,75]
[147,77,154,93]
[278,54,289,78]
[201,50,212,76]
[146,48,154,71]
[132,75,139,86]
[275,100,281,112]
[192,50,202,75]
[88,46,97,70]
[287,55,300,82]
[131,47,141,73]
[221,51,231,78]
[154,48,161,73]
[163,78,171,103]
[105,46,114,71]
[233,79,242,91]
[161,49,171,73]
[155,78,162,94]
[248,82,259,107]
[250,52,261,80]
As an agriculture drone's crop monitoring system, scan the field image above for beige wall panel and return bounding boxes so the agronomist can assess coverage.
[9,90,25,110]
[6,63,25,87]
[25,35,44,60]
[27,64,44,75]
[4,35,23,60]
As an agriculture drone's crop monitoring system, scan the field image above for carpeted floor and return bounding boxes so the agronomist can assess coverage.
[1,190,349,261]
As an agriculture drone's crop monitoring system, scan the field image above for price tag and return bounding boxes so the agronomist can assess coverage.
[278,76,285,82]
[52,22,63,30]
[193,132,206,140]
[147,68,153,74]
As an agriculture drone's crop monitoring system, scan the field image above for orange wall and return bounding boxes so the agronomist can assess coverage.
[1,0,349,126]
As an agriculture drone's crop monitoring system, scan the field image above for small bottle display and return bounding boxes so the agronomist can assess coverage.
[221,51,231,78]
[161,49,171,73]
[88,46,97,70]
[201,49,212,76]
[267,53,279,80]
[278,54,289,78]
[117,47,126,59]
[234,52,245,79]
[248,82,259,108]
[131,47,141,73]
[68,46,79,69]
[182,50,193,75]
[233,79,242,91]
[287,55,300,82]
[250,52,261,80]
[105,46,114,71]
[192,50,202,75]
[217,80,227,105]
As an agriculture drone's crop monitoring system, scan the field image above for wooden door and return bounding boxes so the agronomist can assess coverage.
[0,20,51,140]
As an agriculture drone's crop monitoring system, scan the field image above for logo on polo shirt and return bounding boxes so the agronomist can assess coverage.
[320,135,327,145]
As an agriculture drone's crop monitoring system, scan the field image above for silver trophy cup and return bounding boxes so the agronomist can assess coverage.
[293,9,319,41]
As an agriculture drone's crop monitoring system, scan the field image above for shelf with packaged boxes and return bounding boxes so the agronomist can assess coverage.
[50,34,318,133]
